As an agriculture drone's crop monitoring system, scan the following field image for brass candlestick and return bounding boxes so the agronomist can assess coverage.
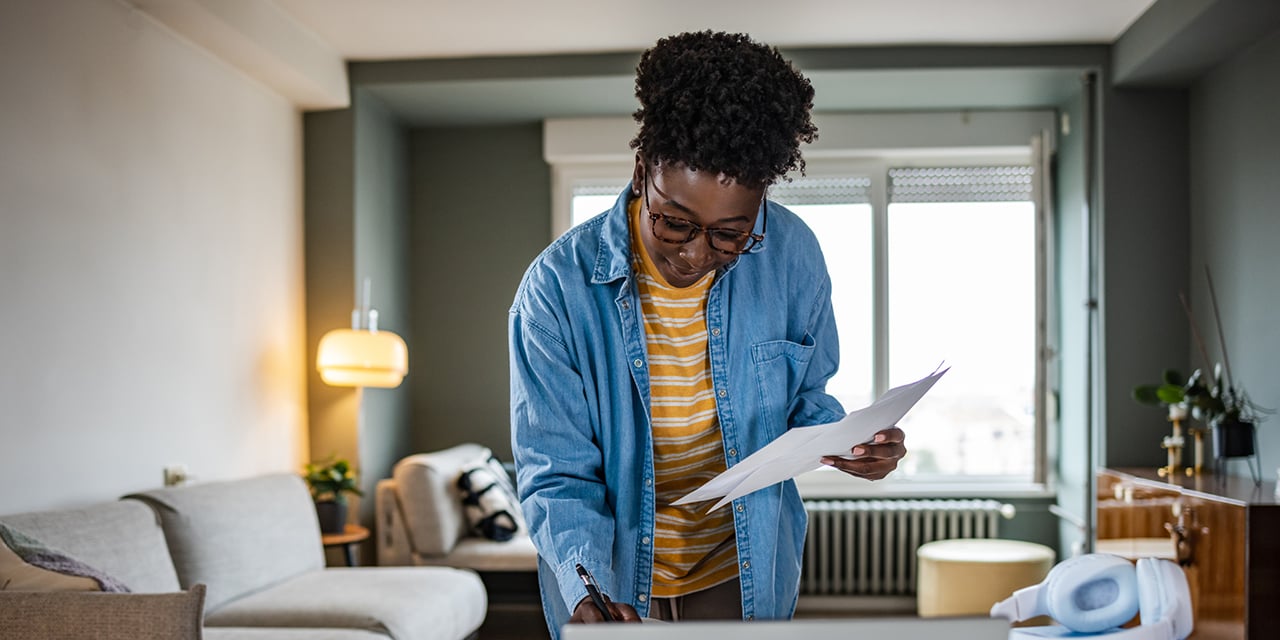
[1184,427,1205,476]
[1158,416,1185,478]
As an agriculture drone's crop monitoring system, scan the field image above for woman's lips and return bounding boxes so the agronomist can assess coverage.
[666,261,705,283]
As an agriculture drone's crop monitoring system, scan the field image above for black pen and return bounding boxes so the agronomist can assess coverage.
[574,563,615,622]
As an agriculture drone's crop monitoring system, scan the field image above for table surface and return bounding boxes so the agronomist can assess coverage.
[1107,467,1278,507]
[321,523,369,546]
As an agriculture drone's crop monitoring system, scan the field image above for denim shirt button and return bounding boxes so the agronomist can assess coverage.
[742,561,750,570]
[728,448,737,457]
[638,594,648,602]
[642,536,651,544]
[633,359,643,368]
[718,389,727,398]
[645,477,652,486]
[711,327,721,337]
[736,503,745,512]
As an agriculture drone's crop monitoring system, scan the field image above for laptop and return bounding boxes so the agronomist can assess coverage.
[562,617,1010,640]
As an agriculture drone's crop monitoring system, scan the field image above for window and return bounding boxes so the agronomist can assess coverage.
[547,113,1054,491]
[776,163,1043,487]
[571,181,628,227]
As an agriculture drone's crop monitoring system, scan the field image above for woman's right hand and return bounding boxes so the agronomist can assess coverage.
[569,597,642,623]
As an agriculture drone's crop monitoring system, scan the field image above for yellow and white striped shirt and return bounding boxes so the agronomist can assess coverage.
[630,199,738,597]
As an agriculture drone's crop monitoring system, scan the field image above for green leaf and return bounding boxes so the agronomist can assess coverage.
[1161,369,1185,386]
[1155,385,1185,404]
[1132,385,1160,405]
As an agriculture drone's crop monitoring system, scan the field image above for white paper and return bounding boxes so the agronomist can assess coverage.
[674,366,948,512]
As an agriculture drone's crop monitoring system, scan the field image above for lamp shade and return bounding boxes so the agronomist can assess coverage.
[317,328,408,388]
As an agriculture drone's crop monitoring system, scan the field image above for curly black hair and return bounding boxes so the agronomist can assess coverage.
[630,31,817,189]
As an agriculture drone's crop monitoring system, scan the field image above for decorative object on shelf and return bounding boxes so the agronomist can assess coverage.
[1187,427,1205,476]
[1178,267,1273,485]
[317,278,408,389]
[303,456,363,534]
[1132,368,1188,478]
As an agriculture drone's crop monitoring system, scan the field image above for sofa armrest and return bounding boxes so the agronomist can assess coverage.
[0,584,206,640]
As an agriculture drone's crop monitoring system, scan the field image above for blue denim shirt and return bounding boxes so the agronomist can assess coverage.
[509,186,844,636]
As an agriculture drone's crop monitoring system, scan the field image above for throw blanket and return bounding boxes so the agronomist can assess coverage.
[0,523,130,592]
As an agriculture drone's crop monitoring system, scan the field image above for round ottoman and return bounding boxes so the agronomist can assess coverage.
[916,538,1055,617]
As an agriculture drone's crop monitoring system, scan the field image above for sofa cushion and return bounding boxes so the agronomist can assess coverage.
[0,500,180,593]
[206,628,391,640]
[0,583,205,640]
[0,522,129,592]
[127,473,324,611]
[393,443,492,556]
[205,567,487,640]
[414,533,539,571]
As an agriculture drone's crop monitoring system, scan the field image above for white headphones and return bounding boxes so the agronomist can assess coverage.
[990,554,1192,640]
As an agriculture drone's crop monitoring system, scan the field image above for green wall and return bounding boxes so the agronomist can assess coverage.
[1099,85,1192,468]
[407,124,551,459]
[304,89,413,537]
[1188,27,1280,479]
[353,89,414,509]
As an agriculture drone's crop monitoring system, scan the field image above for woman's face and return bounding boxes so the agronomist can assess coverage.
[632,159,765,288]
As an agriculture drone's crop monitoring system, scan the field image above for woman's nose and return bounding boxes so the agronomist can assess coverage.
[680,237,717,271]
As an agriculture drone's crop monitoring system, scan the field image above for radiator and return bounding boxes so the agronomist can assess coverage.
[801,499,1011,597]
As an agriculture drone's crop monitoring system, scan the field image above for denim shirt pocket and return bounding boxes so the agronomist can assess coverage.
[750,333,816,437]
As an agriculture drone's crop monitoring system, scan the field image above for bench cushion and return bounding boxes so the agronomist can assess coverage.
[414,534,539,571]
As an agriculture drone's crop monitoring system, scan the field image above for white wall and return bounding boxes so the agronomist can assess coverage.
[0,0,308,513]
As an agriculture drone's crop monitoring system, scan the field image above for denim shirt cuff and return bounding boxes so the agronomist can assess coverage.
[555,558,614,614]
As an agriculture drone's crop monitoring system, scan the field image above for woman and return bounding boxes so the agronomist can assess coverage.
[509,31,906,636]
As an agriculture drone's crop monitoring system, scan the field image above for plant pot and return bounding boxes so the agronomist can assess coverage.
[314,500,347,534]
[1211,418,1256,459]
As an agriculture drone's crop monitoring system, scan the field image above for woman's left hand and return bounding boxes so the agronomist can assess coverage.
[820,427,906,481]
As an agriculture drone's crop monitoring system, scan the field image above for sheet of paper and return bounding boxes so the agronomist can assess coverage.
[675,366,948,512]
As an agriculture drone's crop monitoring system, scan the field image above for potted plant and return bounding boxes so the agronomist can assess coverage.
[303,456,363,534]
[1182,364,1270,460]
[1134,364,1270,460]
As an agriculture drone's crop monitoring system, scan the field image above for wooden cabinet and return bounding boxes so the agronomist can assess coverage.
[1097,468,1279,639]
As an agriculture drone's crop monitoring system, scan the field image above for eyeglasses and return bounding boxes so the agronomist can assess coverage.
[644,170,766,256]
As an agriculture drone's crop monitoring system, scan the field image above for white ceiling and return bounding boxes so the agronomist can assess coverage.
[271,0,1158,61]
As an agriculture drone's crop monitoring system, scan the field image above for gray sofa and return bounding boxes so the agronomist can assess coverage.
[0,473,487,640]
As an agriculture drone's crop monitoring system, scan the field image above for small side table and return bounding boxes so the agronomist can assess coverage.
[321,524,370,567]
